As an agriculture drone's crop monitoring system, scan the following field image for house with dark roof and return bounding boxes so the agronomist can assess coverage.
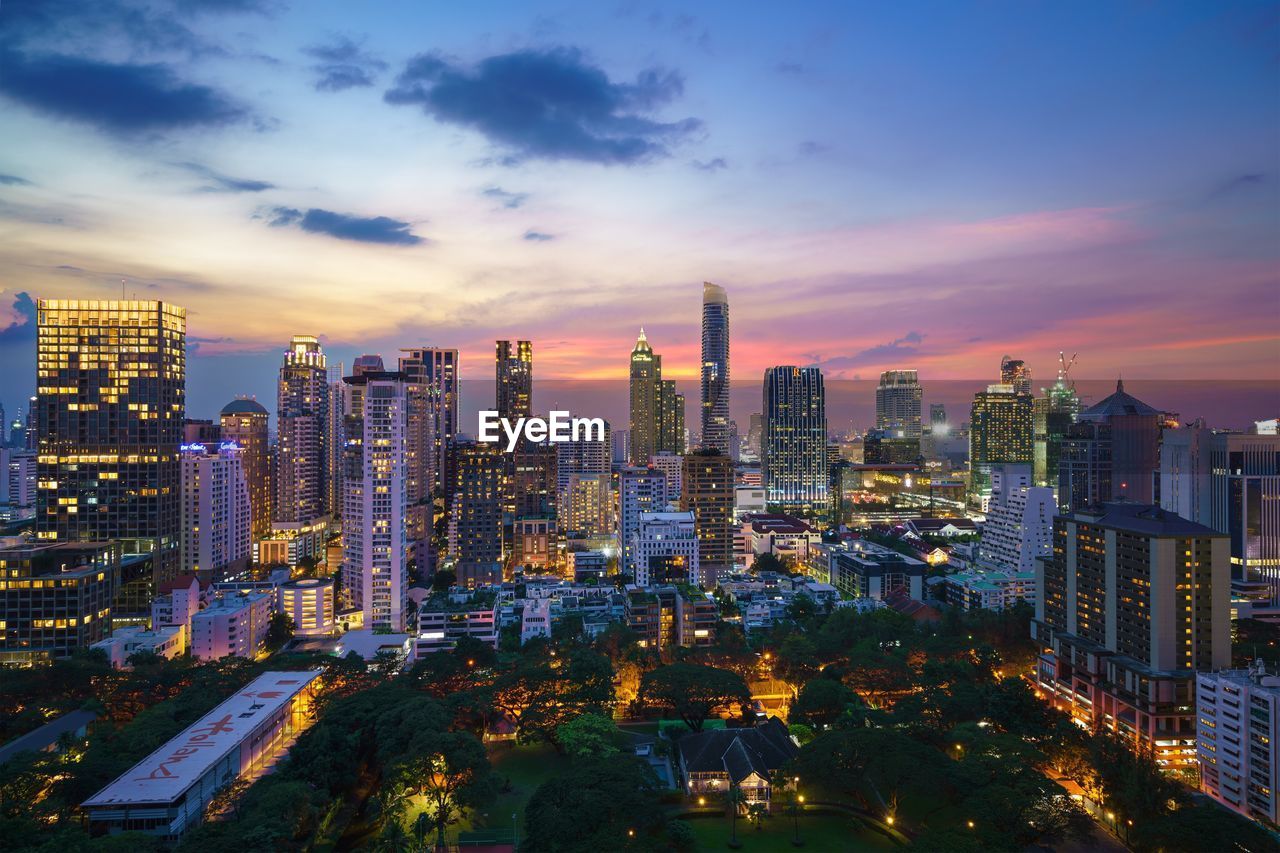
[676,717,798,807]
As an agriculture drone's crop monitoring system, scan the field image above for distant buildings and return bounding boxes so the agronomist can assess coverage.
[700,283,731,454]
[0,446,36,522]
[875,369,923,438]
[0,542,121,665]
[399,346,459,498]
[190,591,272,660]
[276,335,331,524]
[619,466,669,579]
[632,510,699,587]
[762,366,828,513]
[969,381,1034,505]
[831,542,926,601]
[629,330,685,463]
[1032,502,1229,770]
[681,450,734,587]
[648,452,684,502]
[179,442,252,580]
[1058,380,1165,512]
[977,463,1054,573]
[512,441,557,570]
[1033,367,1079,489]
[219,398,271,539]
[999,355,1032,395]
[451,441,506,586]
[1196,661,1280,825]
[495,340,533,421]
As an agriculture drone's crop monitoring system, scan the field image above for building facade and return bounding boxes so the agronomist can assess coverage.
[619,466,669,578]
[700,282,731,454]
[495,340,533,422]
[875,369,923,438]
[276,336,330,524]
[0,542,121,665]
[681,450,734,587]
[218,398,271,539]
[762,366,828,513]
[632,510,700,587]
[179,442,252,580]
[1196,662,1280,826]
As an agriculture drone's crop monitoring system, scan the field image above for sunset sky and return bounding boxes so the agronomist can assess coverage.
[1,0,1277,420]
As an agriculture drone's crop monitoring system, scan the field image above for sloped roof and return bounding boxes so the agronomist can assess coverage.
[677,717,797,783]
[1081,380,1158,418]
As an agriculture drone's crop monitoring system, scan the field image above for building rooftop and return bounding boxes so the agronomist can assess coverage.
[1080,379,1159,419]
[83,671,322,807]
[0,709,96,766]
[1066,501,1221,538]
[677,717,796,783]
[219,398,268,416]
[746,513,813,535]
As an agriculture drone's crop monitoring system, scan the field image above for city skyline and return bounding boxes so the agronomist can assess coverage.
[1,0,1278,416]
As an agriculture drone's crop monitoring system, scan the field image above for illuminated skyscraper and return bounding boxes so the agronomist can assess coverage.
[1033,368,1079,489]
[219,398,271,539]
[875,370,923,438]
[620,466,668,578]
[399,347,459,497]
[452,440,507,586]
[700,282,730,453]
[496,340,533,421]
[969,383,1034,505]
[276,335,330,524]
[762,366,828,513]
[681,450,734,587]
[629,329,685,463]
[999,355,1032,396]
[35,299,186,584]
[179,442,251,580]
[341,370,409,631]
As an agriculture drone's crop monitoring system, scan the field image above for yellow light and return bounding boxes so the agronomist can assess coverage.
[886,816,894,826]
[967,821,975,829]
[798,795,804,803]
[698,797,705,806]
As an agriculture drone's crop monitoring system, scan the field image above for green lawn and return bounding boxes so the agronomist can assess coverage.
[686,812,900,852]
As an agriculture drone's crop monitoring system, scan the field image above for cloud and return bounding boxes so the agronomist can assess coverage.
[267,207,425,246]
[0,291,37,344]
[775,61,805,74]
[523,230,555,242]
[807,331,927,372]
[691,157,727,172]
[482,186,529,209]
[175,161,274,192]
[0,174,32,186]
[304,35,388,92]
[0,48,247,135]
[798,140,830,157]
[384,47,701,164]
[1205,172,1267,203]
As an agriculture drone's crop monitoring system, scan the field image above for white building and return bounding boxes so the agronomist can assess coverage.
[521,597,552,643]
[1197,662,1280,825]
[943,569,1037,611]
[632,510,700,587]
[278,578,335,637]
[413,591,500,658]
[92,625,186,668]
[190,592,272,660]
[341,371,409,632]
[255,518,329,570]
[83,670,323,838]
[648,452,684,501]
[619,466,668,578]
[978,464,1054,573]
[0,447,36,522]
[151,575,205,636]
[180,442,252,580]
[734,485,766,520]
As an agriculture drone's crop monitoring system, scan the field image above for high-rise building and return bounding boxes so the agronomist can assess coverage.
[1033,368,1080,489]
[1161,427,1280,599]
[629,330,684,463]
[977,464,1054,573]
[0,446,36,522]
[681,450,734,587]
[999,355,1032,395]
[182,419,220,444]
[179,442,251,580]
[969,383,1034,505]
[219,398,271,539]
[700,282,731,454]
[744,413,764,462]
[648,452,684,502]
[762,366,828,513]
[1058,380,1163,512]
[496,340,533,422]
[875,370,923,438]
[619,466,668,578]
[633,511,700,587]
[451,441,506,586]
[1032,502,1229,770]
[276,335,330,525]
[557,422,611,513]
[36,300,185,586]
[1196,661,1280,825]
[929,403,948,433]
[399,347,459,498]
[341,371,409,631]
[512,441,557,570]
[326,362,345,521]
[565,473,613,536]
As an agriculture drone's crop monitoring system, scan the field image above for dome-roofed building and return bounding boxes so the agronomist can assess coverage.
[1060,380,1167,511]
[219,398,269,416]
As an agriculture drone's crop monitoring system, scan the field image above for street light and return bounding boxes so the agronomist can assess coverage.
[886,815,895,826]
[967,820,975,829]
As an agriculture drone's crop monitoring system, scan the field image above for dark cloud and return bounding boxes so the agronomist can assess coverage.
[775,61,805,74]
[691,157,727,172]
[384,47,701,165]
[807,331,926,371]
[523,230,554,242]
[482,186,529,209]
[267,207,425,246]
[798,140,830,157]
[176,161,274,192]
[0,48,247,135]
[304,35,388,92]
[0,174,33,186]
[0,292,37,343]
[1205,172,1267,202]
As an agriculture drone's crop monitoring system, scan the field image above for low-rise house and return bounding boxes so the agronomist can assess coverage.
[677,717,798,807]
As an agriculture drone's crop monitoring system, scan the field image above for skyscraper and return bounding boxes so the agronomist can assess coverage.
[700,282,730,453]
[999,355,1032,395]
[179,442,251,580]
[512,441,557,570]
[875,370,923,438]
[969,383,1034,505]
[276,335,330,525]
[681,450,734,587]
[762,366,828,513]
[399,347,459,497]
[629,329,684,463]
[219,398,271,539]
[619,466,668,579]
[496,340,533,421]
[1033,367,1080,489]
[452,441,506,586]
[929,403,948,433]
[35,299,186,585]
[341,370,409,631]
[1058,380,1163,512]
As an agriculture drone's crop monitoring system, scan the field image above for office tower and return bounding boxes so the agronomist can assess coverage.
[557,421,611,506]
[1161,427,1280,598]
[8,407,23,449]
[745,413,764,461]
[452,441,506,586]
[611,429,630,466]
[969,383,1034,505]
[35,299,185,586]
[496,340,533,421]
[512,441,557,570]
[340,370,409,631]
[762,366,828,513]
[179,443,251,580]
[681,450,734,587]
[1032,502,1229,770]
[399,347,459,497]
[700,282,731,453]
[999,355,1032,396]
[1197,662,1280,825]
[276,335,330,525]
[930,403,947,433]
[0,541,122,665]
[875,370,923,438]
[1058,380,1162,512]
[219,398,272,539]
[1034,368,1080,489]
[977,464,1054,573]
[182,419,220,444]
[629,330,684,463]
[633,511,699,587]
[648,451,684,502]
[327,362,346,521]
[619,466,669,578]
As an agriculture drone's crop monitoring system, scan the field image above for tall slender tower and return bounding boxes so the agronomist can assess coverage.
[276,335,330,524]
[875,370,923,438]
[35,299,186,588]
[219,397,271,539]
[629,329,661,464]
[399,347,459,497]
[496,340,533,422]
[700,282,730,453]
[763,366,828,513]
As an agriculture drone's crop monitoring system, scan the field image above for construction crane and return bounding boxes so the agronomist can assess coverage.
[1058,351,1078,391]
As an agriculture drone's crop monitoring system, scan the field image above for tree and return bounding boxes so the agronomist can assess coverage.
[640,663,751,732]
[773,633,821,687]
[557,713,621,761]
[750,552,787,575]
[523,758,663,852]
[431,570,456,592]
[790,678,863,730]
[666,819,696,852]
[266,612,296,651]
[386,728,497,851]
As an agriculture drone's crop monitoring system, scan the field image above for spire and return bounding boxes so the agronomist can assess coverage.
[1117,377,1124,394]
